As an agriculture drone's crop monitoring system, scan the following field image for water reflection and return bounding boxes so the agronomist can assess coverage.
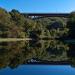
[0,65,75,75]
[0,40,75,69]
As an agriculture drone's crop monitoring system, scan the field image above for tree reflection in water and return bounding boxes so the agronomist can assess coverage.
[0,40,75,69]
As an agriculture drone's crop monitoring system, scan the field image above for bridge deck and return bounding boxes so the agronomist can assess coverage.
[23,13,70,17]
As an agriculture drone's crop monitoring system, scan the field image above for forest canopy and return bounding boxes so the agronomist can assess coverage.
[0,7,75,69]
[0,7,75,39]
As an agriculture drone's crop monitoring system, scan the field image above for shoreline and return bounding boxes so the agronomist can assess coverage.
[0,38,32,42]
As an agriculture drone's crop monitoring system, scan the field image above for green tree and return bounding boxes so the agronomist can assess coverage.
[67,12,75,38]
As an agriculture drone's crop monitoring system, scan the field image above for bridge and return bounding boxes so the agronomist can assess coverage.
[23,13,70,18]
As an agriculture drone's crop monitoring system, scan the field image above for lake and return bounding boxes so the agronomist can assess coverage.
[0,65,75,75]
[0,40,75,75]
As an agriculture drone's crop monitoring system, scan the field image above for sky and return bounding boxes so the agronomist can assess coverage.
[0,0,75,13]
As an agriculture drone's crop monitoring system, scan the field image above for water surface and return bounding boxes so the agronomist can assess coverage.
[0,40,75,75]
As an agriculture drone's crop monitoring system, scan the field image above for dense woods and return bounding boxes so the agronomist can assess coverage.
[0,7,75,39]
[0,7,75,69]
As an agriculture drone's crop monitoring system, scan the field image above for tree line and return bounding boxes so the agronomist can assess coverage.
[0,7,75,39]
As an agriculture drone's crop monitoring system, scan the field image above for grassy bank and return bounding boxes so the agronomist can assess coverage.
[0,38,32,42]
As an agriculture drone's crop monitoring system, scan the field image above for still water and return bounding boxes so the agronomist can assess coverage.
[0,40,75,75]
[0,65,75,75]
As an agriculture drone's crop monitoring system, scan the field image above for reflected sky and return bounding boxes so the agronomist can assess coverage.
[0,40,75,75]
[0,65,75,75]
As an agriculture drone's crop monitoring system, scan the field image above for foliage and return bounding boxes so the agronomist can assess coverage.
[0,7,71,39]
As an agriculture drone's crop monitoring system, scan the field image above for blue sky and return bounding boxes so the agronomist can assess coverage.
[0,0,75,13]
